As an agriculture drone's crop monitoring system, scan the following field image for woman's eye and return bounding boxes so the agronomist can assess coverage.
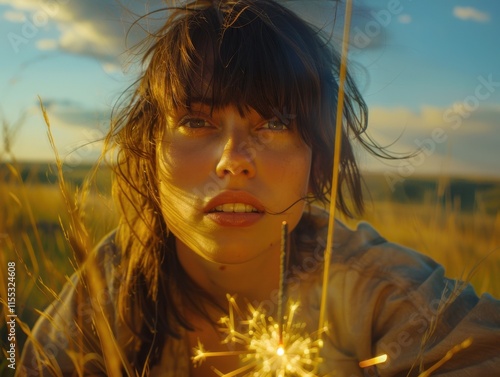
[179,118,211,129]
[262,119,289,131]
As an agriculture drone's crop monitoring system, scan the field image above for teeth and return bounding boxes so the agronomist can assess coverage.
[213,203,258,213]
[245,204,256,213]
[222,203,235,212]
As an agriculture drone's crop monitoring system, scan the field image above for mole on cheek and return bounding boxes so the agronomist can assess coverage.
[219,265,226,271]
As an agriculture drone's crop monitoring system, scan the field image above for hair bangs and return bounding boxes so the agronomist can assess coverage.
[167,2,323,124]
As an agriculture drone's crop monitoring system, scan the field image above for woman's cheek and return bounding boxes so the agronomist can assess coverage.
[159,140,215,187]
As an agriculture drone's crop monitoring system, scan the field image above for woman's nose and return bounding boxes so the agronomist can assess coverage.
[215,131,256,179]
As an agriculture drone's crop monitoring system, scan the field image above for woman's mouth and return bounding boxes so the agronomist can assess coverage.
[211,203,260,213]
[204,192,265,227]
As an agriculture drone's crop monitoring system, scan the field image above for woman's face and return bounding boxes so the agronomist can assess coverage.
[157,103,312,265]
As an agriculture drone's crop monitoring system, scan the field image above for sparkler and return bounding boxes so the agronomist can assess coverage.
[192,222,327,376]
[192,295,326,376]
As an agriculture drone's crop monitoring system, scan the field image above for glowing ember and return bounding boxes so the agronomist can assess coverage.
[359,354,388,368]
[192,294,325,376]
[276,345,285,356]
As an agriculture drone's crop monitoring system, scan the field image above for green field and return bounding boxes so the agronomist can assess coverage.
[1,162,499,376]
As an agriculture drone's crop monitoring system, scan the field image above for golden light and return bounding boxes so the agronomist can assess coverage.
[359,354,388,368]
[276,345,285,357]
[192,296,325,376]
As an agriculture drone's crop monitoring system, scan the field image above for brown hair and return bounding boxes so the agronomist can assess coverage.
[105,0,385,372]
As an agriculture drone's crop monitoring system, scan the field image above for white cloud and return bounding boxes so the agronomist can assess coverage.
[41,99,110,130]
[453,6,490,23]
[36,38,58,50]
[3,10,26,22]
[0,0,166,65]
[102,63,122,74]
[397,14,412,24]
[2,99,106,163]
[361,104,500,177]
[369,105,446,135]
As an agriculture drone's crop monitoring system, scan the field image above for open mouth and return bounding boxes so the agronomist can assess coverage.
[210,203,261,213]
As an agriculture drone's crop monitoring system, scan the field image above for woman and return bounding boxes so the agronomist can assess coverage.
[18,1,500,376]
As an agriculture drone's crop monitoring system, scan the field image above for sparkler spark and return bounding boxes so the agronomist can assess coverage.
[359,354,388,368]
[192,295,325,377]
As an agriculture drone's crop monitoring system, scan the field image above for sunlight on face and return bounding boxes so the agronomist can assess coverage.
[157,104,312,265]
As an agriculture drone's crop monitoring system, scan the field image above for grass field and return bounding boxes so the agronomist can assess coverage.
[0,162,499,376]
[0,162,118,376]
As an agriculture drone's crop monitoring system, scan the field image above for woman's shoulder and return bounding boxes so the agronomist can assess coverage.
[93,229,120,263]
[91,229,121,279]
[300,206,443,287]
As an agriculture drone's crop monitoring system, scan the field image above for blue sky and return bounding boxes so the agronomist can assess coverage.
[1,0,499,179]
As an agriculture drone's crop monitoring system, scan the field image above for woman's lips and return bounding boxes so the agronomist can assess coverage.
[205,211,264,227]
[203,192,265,227]
[212,203,259,213]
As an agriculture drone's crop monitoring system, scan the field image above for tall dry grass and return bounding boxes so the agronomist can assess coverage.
[0,107,121,376]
